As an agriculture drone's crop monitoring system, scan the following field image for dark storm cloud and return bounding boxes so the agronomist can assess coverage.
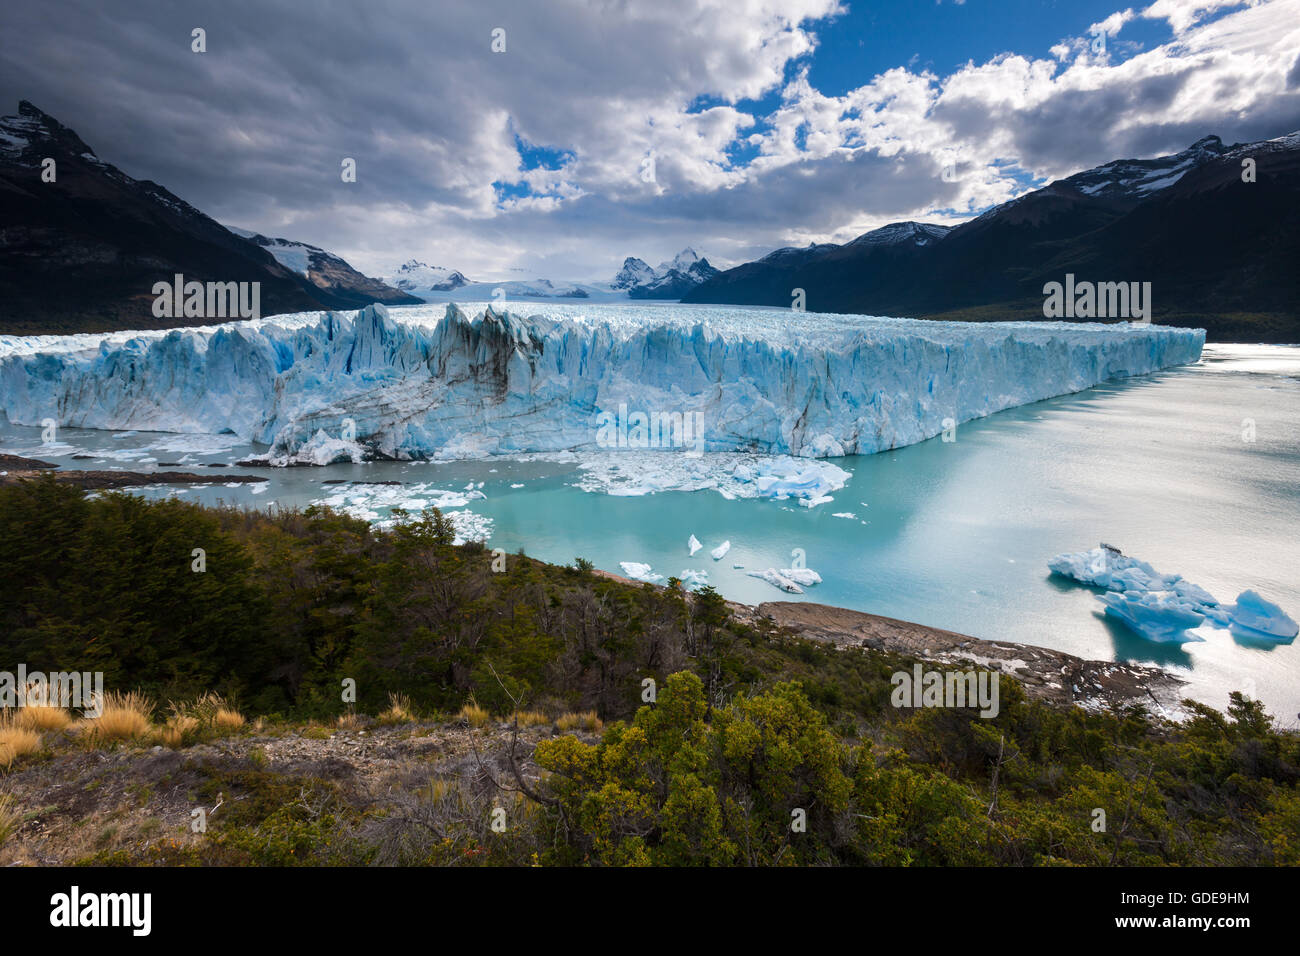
[2,0,1296,279]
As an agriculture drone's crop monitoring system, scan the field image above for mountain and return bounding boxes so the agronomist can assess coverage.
[383,259,472,297]
[0,101,411,334]
[228,229,419,308]
[613,247,722,298]
[611,257,656,291]
[684,133,1300,341]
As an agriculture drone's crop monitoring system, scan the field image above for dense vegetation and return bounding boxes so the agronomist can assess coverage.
[2,477,1297,866]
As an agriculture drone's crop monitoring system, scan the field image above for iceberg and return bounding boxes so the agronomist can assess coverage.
[711,540,731,560]
[688,534,702,556]
[1097,591,1206,644]
[619,562,663,583]
[1226,590,1299,642]
[748,567,822,593]
[679,569,710,590]
[0,302,1204,466]
[1049,547,1295,644]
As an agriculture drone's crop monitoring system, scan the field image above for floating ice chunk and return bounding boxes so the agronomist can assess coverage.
[1226,590,1299,642]
[711,540,731,560]
[261,428,364,466]
[509,483,525,488]
[832,512,857,519]
[732,563,744,569]
[688,534,702,556]
[445,510,492,545]
[1098,592,1206,643]
[747,569,803,593]
[747,567,821,593]
[679,569,710,590]
[782,568,822,587]
[620,562,662,583]
[1050,546,1296,645]
[572,452,850,507]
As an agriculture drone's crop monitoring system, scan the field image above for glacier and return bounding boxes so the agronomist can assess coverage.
[0,301,1204,464]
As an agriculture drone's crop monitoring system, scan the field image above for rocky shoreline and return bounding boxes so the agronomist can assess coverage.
[0,453,267,490]
[745,600,1187,717]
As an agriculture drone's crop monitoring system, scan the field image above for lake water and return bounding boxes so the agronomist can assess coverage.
[4,343,1298,722]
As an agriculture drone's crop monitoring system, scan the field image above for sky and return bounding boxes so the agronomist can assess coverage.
[2,0,1299,281]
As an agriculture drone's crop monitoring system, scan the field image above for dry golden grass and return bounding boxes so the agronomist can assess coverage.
[212,706,245,732]
[161,714,200,749]
[0,793,20,846]
[164,693,244,738]
[378,693,414,724]
[457,700,490,728]
[511,709,550,727]
[84,691,153,742]
[15,703,71,732]
[337,711,363,730]
[555,710,603,733]
[0,713,43,768]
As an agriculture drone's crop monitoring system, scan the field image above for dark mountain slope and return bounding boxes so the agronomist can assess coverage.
[0,101,412,334]
[685,133,1300,341]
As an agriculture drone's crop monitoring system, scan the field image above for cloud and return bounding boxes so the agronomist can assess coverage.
[0,0,1296,280]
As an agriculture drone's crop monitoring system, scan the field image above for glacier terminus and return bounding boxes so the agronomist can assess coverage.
[0,302,1206,465]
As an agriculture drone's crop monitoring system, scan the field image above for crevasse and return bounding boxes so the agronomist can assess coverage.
[0,302,1206,461]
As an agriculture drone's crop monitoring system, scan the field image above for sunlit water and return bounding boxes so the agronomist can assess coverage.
[4,343,1297,721]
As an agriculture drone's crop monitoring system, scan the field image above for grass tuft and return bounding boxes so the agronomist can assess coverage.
[0,713,43,768]
[84,691,153,742]
[457,699,490,728]
[378,693,414,724]
[555,710,603,733]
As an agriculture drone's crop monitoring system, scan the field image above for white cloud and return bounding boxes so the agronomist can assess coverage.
[2,0,1296,280]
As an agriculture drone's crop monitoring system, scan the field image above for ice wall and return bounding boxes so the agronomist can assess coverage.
[0,302,1205,461]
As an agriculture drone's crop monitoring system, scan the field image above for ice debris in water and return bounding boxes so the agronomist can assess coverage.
[688,534,702,556]
[679,569,710,590]
[619,562,663,583]
[1049,546,1297,644]
[747,567,823,594]
[711,540,731,560]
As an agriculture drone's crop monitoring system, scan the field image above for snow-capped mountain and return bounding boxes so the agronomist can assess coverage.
[613,248,722,299]
[845,221,952,247]
[611,257,656,291]
[385,259,471,295]
[1057,135,1231,201]
[686,131,1300,341]
[229,229,419,308]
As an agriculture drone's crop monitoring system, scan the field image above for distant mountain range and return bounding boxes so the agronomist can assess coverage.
[229,228,419,309]
[384,260,472,295]
[685,132,1300,342]
[0,101,415,334]
[5,98,1295,340]
[612,248,721,298]
[382,248,721,303]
